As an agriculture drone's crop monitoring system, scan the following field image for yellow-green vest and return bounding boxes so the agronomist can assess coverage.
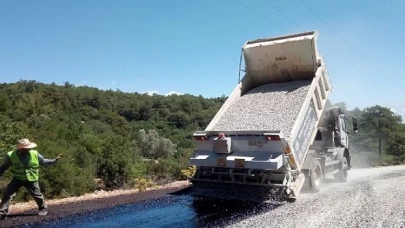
[7,150,40,181]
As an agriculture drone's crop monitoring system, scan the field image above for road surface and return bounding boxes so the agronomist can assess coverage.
[14,165,405,227]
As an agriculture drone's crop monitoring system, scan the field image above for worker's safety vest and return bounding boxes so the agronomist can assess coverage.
[7,150,40,181]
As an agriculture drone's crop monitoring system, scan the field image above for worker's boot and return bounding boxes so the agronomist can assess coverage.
[38,207,47,216]
[0,211,7,220]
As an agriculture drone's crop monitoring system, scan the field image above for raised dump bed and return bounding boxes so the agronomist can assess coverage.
[239,31,321,94]
[202,31,332,171]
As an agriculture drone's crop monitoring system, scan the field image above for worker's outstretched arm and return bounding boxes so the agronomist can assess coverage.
[38,153,62,166]
[0,155,11,177]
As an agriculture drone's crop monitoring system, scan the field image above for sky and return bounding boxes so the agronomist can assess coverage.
[0,0,404,118]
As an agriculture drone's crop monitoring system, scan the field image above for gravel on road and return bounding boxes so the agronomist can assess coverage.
[228,165,405,228]
[208,80,312,140]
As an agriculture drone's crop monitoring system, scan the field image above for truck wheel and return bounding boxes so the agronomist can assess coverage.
[309,160,322,192]
[334,156,348,182]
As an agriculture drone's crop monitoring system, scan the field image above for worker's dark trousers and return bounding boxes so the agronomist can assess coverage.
[0,177,46,214]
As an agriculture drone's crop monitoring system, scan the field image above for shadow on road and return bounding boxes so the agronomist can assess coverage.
[5,213,38,218]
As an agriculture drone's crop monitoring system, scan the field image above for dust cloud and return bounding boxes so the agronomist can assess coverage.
[350,145,381,168]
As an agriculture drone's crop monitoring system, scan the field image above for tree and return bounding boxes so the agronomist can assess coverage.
[350,105,402,153]
[136,129,177,160]
[96,135,133,189]
[0,115,31,153]
[332,102,347,112]
[386,131,405,160]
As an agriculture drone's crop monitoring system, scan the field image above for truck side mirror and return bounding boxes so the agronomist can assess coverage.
[352,117,358,133]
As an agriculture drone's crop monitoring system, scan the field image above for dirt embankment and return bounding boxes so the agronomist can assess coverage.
[1,181,191,227]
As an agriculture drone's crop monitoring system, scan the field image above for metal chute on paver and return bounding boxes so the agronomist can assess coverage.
[187,31,359,202]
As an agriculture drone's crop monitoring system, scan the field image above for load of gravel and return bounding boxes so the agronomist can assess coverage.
[208,80,312,141]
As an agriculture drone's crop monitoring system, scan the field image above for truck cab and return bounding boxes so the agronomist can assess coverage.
[304,106,358,189]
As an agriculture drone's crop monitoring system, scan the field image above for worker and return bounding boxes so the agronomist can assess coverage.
[0,139,62,219]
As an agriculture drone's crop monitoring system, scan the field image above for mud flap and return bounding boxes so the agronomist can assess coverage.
[289,173,306,197]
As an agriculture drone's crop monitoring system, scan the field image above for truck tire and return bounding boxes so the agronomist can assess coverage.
[334,156,348,182]
[309,160,322,192]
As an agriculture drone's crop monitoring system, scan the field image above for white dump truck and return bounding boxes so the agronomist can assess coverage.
[188,31,358,202]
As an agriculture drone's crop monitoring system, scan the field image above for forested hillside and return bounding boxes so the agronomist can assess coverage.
[0,80,225,201]
[0,80,404,202]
